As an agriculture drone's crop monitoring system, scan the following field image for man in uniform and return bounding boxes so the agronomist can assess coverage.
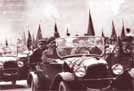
[30,38,48,69]
[41,37,59,63]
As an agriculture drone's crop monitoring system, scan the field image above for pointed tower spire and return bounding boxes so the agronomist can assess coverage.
[27,30,32,50]
[36,24,43,42]
[66,28,70,36]
[87,10,95,36]
[121,20,125,38]
[54,23,60,38]
[110,21,117,41]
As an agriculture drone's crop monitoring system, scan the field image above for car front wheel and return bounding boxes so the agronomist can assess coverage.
[58,81,85,91]
[59,81,71,91]
[31,80,38,91]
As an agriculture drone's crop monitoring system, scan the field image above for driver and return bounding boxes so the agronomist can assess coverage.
[71,39,89,54]
[90,46,102,55]
[71,47,90,54]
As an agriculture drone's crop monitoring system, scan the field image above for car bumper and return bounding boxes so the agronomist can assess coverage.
[77,77,116,89]
[0,68,19,81]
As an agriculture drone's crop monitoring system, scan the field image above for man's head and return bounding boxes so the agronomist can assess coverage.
[38,38,48,50]
[47,37,56,47]
[126,28,130,33]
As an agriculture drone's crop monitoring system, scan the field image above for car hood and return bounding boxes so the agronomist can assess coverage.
[64,57,107,69]
[0,56,17,62]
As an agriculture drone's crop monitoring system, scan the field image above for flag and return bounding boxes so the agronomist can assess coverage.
[32,33,37,49]
[110,21,117,41]
[36,24,43,42]
[5,39,8,47]
[66,28,70,36]
[54,23,60,38]
[27,30,32,50]
[87,10,95,36]
[121,20,125,38]
[101,29,105,37]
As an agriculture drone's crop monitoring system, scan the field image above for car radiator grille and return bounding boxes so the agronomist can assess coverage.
[3,61,18,74]
[84,64,108,79]
[83,64,110,89]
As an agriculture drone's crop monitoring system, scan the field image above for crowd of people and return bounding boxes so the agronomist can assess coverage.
[29,27,134,70]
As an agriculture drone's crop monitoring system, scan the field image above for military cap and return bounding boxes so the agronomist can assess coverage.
[38,38,48,45]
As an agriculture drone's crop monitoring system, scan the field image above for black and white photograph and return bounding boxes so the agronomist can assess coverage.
[0,0,134,91]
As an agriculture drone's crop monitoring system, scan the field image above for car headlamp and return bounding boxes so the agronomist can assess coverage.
[74,67,86,77]
[112,64,124,75]
[0,62,3,69]
[17,61,24,67]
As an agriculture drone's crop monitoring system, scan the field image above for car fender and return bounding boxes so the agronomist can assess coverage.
[57,72,75,81]
[27,71,39,87]
[50,72,75,90]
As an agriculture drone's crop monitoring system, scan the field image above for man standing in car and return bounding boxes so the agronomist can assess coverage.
[30,38,48,69]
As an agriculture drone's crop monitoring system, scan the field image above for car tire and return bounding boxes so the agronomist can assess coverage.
[58,81,85,91]
[58,81,71,91]
[31,80,38,91]
[27,75,32,87]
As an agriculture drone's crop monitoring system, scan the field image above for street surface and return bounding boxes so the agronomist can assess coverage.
[0,80,101,91]
[0,80,31,91]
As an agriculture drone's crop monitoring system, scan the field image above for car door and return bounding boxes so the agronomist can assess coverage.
[39,58,63,81]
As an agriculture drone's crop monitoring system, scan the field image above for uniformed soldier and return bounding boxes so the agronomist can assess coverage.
[30,38,48,69]
[41,37,59,63]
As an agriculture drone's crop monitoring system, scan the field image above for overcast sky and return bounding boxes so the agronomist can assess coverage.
[0,0,134,44]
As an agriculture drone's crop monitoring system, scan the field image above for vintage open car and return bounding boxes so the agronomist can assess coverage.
[30,36,134,91]
[0,48,29,85]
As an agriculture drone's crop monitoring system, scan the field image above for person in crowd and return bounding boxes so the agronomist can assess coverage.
[30,38,48,67]
[126,28,133,37]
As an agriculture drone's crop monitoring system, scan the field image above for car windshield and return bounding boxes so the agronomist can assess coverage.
[56,36,104,58]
